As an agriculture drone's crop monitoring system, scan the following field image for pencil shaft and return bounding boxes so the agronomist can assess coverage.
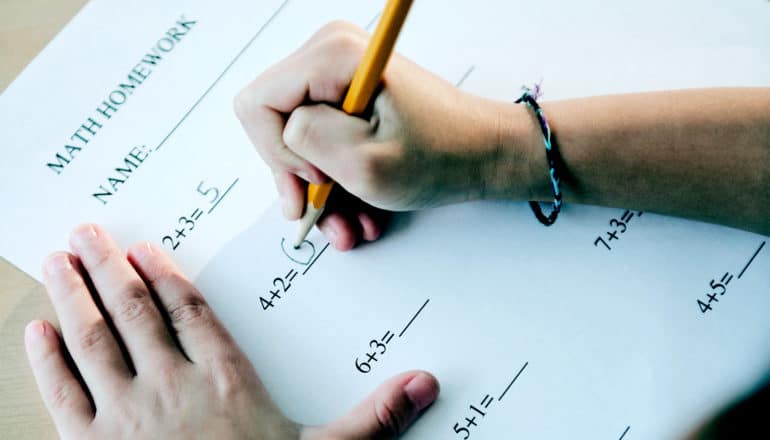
[298,0,413,242]
[342,0,413,114]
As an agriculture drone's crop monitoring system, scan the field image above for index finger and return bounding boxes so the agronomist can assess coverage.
[233,22,367,183]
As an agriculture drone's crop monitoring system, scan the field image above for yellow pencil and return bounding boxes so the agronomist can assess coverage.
[294,0,414,247]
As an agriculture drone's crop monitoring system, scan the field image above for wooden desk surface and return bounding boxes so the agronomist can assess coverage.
[0,0,88,437]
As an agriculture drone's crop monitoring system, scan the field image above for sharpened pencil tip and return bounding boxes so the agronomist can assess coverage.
[294,203,325,249]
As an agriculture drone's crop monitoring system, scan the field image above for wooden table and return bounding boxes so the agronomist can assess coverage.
[0,1,88,437]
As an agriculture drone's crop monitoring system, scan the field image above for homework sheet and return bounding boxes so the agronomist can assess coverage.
[1,0,769,438]
[199,203,770,439]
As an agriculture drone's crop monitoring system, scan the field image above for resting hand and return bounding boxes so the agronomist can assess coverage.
[25,224,439,439]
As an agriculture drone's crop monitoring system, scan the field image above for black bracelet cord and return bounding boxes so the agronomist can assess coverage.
[516,85,563,226]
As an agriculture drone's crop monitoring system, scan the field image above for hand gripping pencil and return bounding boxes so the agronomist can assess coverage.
[294,0,413,248]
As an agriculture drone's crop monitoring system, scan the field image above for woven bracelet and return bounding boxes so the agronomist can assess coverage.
[515,84,562,226]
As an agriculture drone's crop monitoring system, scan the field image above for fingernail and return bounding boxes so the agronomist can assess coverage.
[71,224,98,250]
[25,320,46,341]
[43,253,72,276]
[132,241,154,261]
[404,373,440,411]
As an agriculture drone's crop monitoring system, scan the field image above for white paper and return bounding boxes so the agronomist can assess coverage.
[198,202,770,439]
[1,0,769,438]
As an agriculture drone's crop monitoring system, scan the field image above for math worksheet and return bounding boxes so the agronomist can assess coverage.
[2,0,769,438]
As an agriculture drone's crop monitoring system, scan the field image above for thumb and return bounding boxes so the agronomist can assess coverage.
[304,371,440,440]
[282,103,373,184]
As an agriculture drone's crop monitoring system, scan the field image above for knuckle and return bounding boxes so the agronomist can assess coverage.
[156,266,192,290]
[322,19,351,33]
[114,280,152,324]
[232,91,248,120]
[167,293,211,328]
[86,243,114,271]
[374,396,406,437]
[233,87,257,121]
[283,106,316,150]
[48,382,80,412]
[316,20,359,40]
[76,322,110,354]
[327,30,365,58]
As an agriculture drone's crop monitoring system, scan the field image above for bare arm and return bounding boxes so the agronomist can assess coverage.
[495,88,770,235]
[234,22,770,249]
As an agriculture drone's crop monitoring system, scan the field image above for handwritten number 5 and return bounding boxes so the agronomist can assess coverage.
[197,181,220,204]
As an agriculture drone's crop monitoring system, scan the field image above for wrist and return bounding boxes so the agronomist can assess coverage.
[477,99,542,202]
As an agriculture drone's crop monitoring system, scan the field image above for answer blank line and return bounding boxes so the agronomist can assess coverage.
[737,241,765,279]
[498,361,528,401]
[456,65,475,87]
[399,299,429,337]
[156,0,290,151]
[302,243,330,275]
[207,178,239,214]
[618,426,630,440]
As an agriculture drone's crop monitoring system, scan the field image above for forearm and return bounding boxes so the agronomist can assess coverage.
[493,88,770,235]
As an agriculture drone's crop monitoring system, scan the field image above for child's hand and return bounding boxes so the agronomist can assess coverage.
[26,224,439,439]
[235,21,531,250]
